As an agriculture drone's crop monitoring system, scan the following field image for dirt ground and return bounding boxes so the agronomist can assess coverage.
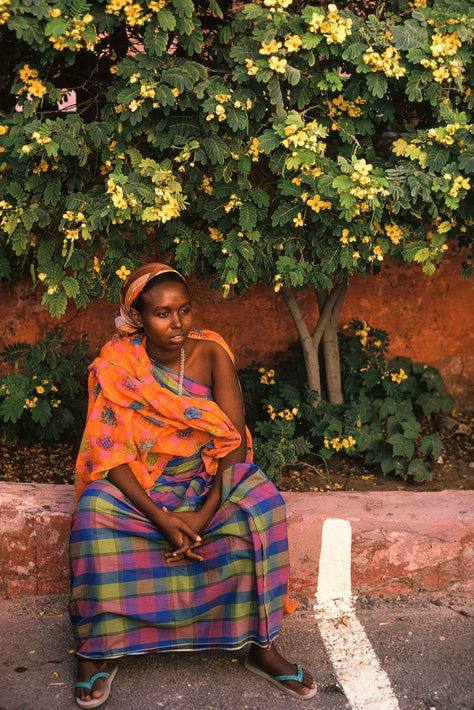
[0,412,472,494]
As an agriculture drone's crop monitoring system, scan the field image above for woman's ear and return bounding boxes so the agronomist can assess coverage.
[129,308,142,326]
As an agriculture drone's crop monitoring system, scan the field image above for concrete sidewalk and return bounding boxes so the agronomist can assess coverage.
[0,593,472,710]
[1,483,473,598]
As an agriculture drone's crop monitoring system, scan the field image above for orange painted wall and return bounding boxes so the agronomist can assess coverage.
[1,250,472,406]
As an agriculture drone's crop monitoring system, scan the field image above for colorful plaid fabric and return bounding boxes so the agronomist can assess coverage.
[69,357,290,658]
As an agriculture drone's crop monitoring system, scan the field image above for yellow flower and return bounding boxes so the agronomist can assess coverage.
[0,125,9,135]
[38,272,47,281]
[35,385,45,394]
[50,8,62,17]
[293,212,304,227]
[269,56,287,73]
[116,265,131,280]
[208,227,223,241]
[385,224,402,244]
[171,88,180,97]
[259,39,281,55]
[28,80,47,98]
[21,145,32,154]
[82,13,94,23]
[284,34,302,53]
[391,368,408,384]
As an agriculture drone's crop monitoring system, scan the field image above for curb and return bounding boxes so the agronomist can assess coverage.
[0,482,473,599]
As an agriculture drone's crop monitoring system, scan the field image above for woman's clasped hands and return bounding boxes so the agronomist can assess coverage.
[157,508,205,563]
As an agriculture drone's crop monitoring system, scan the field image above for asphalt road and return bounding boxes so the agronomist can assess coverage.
[0,593,472,710]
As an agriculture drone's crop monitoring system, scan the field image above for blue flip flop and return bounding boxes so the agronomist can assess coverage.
[75,665,118,709]
[243,658,317,699]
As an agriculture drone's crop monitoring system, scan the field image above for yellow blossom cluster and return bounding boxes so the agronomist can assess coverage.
[224,194,243,213]
[420,56,462,83]
[0,0,10,25]
[446,174,470,197]
[200,176,213,195]
[24,397,39,409]
[348,159,389,207]
[281,121,327,160]
[328,94,365,121]
[293,212,304,227]
[259,367,276,385]
[305,193,332,212]
[427,122,466,145]
[18,65,47,99]
[107,178,131,210]
[273,274,283,292]
[0,124,8,136]
[307,4,352,45]
[354,320,372,347]
[116,265,131,280]
[362,47,406,78]
[267,404,298,420]
[284,34,302,53]
[431,31,462,57]
[323,434,356,451]
[263,0,293,13]
[48,9,97,52]
[390,368,408,384]
[248,137,264,162]
[105,0,163,26]
[208,227,224,241]
[385,224,403,244]
[245,59,259,77]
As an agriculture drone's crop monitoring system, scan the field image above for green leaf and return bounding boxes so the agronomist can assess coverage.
[63,276,80,298]
[156,7,176,30]
[271,203,300,227]
[48,290,68,318]
[387,433,415,459]
[239,203,257,230]
[366,73,388,99]
[226,106,248,132]
[202,134,229,165]
[458,147,474,174]
[268,74,283,110]
[414,247,430,262]
[31,399,52,427]
[88,122,109,147]
[392,21,427,51]
[400,418,420,439]
[208,0,223,18]
[342,42,368,61]
[258,129,280,155]
[285,65,301,86]
[425,145,449,172]
[420,433,443,460]
[43,178,61,206]
[407,458,431,482]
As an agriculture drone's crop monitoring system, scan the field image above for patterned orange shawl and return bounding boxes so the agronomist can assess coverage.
[75,329,245,503]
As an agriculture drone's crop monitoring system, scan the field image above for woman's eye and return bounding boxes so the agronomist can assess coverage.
[180,307,191,315]
[157,312,168,318]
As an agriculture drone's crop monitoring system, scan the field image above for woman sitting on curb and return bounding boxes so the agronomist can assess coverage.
[70,263,317,707]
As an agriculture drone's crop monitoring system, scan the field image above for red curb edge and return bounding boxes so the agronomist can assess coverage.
[0,482,473,599]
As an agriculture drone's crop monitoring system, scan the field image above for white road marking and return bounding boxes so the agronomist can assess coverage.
[314,518,400,710]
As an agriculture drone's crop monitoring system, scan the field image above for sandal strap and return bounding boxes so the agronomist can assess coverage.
[273,663,303,683]
[75,671,110,690]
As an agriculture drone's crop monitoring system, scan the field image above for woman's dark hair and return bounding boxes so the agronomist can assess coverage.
[132,272,188,315]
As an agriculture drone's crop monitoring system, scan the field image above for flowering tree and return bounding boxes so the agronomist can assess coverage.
[0,0,472,405]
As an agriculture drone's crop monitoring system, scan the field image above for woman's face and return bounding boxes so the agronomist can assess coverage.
[131,281,193,358]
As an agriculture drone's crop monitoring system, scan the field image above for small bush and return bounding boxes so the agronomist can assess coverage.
[240,320,453,484]
[0,327,90,445]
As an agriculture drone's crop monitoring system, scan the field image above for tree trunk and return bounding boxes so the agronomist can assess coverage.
[280,282,348,406]
[281,288,321,401]
[317,285,347,404]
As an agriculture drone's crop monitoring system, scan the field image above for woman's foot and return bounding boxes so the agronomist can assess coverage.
[247,643,316,696]
[76,658,107,703]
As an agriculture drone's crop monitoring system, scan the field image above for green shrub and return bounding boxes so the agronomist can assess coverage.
[0,327,90,444]
[241,320,453,484]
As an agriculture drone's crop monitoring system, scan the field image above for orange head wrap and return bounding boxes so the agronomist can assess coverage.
[115,263,186,334]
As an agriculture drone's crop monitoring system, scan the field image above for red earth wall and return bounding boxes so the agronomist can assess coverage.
[1,250,472,406]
